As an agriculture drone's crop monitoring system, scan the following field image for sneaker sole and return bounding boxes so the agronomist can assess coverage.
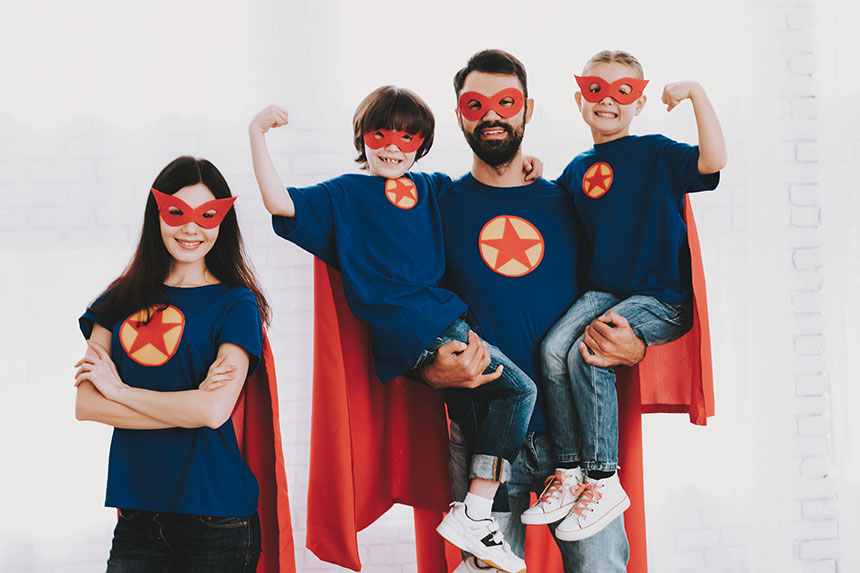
[520,504,575,525]
[555,495,631,542]
[436,522,526,573]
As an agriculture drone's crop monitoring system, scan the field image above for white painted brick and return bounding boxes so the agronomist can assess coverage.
[796,374,827,396]
[791,247,822,270]
[797,559,836,573]
[668,551,705,571]
[675,528,720,550]
[720,524,748,547]
[794,334,825,355]
[791,206,820,227]
[791,291,823,313]
[793,436,826,456]
[781,119,818,139]
[778,30,815,53]
[799,456,830,478]
[704,546,747,570]
[790,96,818,118]
[786,7,815,31]
[788,229,822,250]
[795,140,818,162]
[803,498,838,519]
[793,477,838,500]
[29,159,96,183]
[789,184,820,206]
[798,540,839,560]
[797,416,830,437]
[794,396,827,416]
[782,161,818,183]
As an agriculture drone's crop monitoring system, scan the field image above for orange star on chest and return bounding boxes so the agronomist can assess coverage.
[582,162,613,199]
[478,215,545,277]
[120,306,185,367]
[385,177,418,209]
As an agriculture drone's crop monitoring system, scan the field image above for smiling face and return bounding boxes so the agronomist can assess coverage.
[363,131,419,179]
[456,71,533,168]
[159,183,221,270]
[575,61,646,144]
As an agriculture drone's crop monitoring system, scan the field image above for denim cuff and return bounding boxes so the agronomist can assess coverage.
[583,461,618,472]
[470,454,512,483]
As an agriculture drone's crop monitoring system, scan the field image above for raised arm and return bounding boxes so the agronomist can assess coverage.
[249,105,295,216]
[662,82,727,174]
[75,325,247,430]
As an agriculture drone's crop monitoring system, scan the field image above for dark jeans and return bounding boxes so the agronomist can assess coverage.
[412,317,536,483]
[106,509,261,573]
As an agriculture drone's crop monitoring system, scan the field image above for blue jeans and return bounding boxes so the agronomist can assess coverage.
[106,509,261,572]
[542,291,692,472]
[413,317,536,483]
[450,423,629,571]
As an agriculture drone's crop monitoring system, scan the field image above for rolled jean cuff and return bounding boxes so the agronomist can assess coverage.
[555,453,581,465]
[470,454,512,483]
[583,461,617,473]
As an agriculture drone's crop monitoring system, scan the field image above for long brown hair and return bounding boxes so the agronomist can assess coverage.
[91,156,271,326]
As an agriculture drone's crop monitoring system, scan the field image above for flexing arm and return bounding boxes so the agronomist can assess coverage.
[662,82,727,174]
[249,105,295,216]
[75,325,247,430]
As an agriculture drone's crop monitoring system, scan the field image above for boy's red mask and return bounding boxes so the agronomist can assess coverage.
[362,129,425,153]
[151,188,237,229]
[457,88,525,121]
[575,75,649,105]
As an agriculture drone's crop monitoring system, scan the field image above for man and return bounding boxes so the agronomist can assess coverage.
[422,49,645,572]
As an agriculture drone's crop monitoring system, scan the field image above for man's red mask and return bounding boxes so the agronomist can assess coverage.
[575,75,649,105]
[363,129,425,153]
[151,188,237,229]
[457,88,525,122]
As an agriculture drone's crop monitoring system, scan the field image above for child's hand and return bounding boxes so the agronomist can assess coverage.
[661,81,702,112]
[250,105,289,135]
[522,155,544,182]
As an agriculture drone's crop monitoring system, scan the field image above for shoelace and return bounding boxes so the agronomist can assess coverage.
[570,482,602,517]
[536,469,575,504]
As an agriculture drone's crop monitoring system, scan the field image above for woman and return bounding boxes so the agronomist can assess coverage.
[75,156,271,572]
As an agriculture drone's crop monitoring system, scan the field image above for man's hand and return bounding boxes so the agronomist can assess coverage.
[421,330,503,389]
[580,310,646,367]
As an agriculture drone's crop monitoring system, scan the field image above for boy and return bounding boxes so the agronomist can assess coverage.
[521,50,726,542]
[249,86,539,573]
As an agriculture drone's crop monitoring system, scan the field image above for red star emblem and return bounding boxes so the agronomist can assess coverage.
[120,306,185,367]
[582,162,613,199]
[478,216,545,277]
[385,177,418,209]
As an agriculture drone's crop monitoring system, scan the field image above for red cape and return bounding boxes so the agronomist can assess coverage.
[231,330,297,573]
[306,198,713,572]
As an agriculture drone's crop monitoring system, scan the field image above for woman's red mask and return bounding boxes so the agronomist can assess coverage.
[362,129,425,153]
[575,75,649,105]
[457,88,525,122]
[151,188,237,229]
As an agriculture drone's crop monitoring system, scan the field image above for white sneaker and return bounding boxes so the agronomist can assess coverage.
[453,555,504,572]
[437,502,527,573]
[520,467,583,525]
[555,472,630,542]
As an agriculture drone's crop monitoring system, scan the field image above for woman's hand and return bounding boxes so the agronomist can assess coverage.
[198,354,238,392]
[74,341,126,401]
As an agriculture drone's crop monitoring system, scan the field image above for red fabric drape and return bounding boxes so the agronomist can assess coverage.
[231,330,297,573]
[306,196,713,571]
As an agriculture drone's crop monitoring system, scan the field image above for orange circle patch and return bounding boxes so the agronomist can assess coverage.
[119,305,185,367]
[582,162,613,199]
[385,177,417,209]
[478,215,544,277]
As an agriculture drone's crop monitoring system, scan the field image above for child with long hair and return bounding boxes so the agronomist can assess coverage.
[75,156,271,572]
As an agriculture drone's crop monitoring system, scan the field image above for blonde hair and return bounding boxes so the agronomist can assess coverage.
[583,50,644,79]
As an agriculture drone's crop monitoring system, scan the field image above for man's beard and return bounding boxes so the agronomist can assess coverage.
[463,119,525,168]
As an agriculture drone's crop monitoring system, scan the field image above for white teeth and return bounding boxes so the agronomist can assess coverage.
[596,112,616,118]
[178,240,201,248]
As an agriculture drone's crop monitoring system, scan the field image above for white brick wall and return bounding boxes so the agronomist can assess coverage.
[3,0,859,571]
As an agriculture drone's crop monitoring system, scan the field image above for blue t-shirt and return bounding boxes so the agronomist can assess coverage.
[79,284,263,517]
[438,174,587,431]
[272,172,468,382]
[556,134,720,304]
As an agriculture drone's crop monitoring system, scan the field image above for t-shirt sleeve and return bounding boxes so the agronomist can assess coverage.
[660,136,720,195]
[271,178,341,266]
[553,160,576,193]
[79,291,112,340]
[217,290,264,376]
[423,172,454,197]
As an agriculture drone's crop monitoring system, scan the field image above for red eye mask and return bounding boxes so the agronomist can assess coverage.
[151,188,237,229]
[575,75,649,105]
[457,88,525,121]
[362,129,425,153]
